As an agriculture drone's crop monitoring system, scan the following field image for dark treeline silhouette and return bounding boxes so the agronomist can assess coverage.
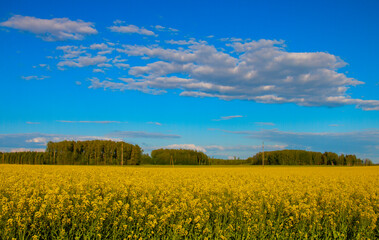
[248,150,373,166]
[145,149,210,165]
[0,140,142,165]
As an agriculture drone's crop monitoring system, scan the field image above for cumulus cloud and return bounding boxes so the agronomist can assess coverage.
[114,63,130,69]
[220,37,244,42]
[0,15,97,41]
[56,45,86,58]
[154,25,179,32]
[56,45,117,69]
[33,64,50,70]
[106,131,180,139]
[165,39,197,45]
[165,144,206,152]
[90,43,114,54]
[109,21,156,36]
[88,77,167,95]
[58,55,108,68]
[91,39,378,111]
[93,68,105,73]
[23,25,376,111]
[90,43,108,50]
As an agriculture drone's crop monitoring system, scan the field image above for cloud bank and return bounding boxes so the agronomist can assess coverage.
[0,15,97,41]
[3,16,378,110]
[109,20,155,36]
[165,144,206,152]
[89,39,378,110]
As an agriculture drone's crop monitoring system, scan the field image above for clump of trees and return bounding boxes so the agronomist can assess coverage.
[248,150,373,166]
[46,140,141,165]
[0,140,142,165]
[0,151,46,164]
[147,149,209,165]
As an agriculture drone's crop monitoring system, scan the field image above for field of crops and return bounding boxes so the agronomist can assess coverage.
[0,165,378,239]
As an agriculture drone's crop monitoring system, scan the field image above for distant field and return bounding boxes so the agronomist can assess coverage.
[1,165,378,239]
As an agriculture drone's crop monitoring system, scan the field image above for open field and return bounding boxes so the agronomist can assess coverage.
[0,165,378,239]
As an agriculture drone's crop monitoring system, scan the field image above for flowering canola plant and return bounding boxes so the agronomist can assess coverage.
[0,165,378,239]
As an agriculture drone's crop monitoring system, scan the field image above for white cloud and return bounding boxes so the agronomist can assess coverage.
[90,43,108,50]
[165,39,198,45]
[33,64,50,70]
[0,15,97,41]
[99,39,379,111]
[22,75,49,80]
[56,45,86,58]
[213,115,243,121]
[58,55,108,68]
[165,144,206,152]
[93,69,105,73]
[114,63,130,69]
[155,25,165,30]
[154,25,179,32]
[89,77,167,95]
[26,137,49,143]
[109,22,156,36]
[97,63,112,68]
[89,43,114,55]
[10,148,45,152]
[168,28,179,32]
[220,37,243,42]
[56,45,113,69]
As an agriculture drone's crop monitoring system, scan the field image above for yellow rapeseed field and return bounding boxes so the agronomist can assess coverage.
[0,165,378,239]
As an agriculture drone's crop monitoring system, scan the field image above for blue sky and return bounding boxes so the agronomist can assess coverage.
[0,0,378,161]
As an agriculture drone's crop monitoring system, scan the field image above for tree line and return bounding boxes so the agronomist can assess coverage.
[0,140,142,165]
[143,149,210,165]
[248,150,374,166]
[0,142,375,166]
